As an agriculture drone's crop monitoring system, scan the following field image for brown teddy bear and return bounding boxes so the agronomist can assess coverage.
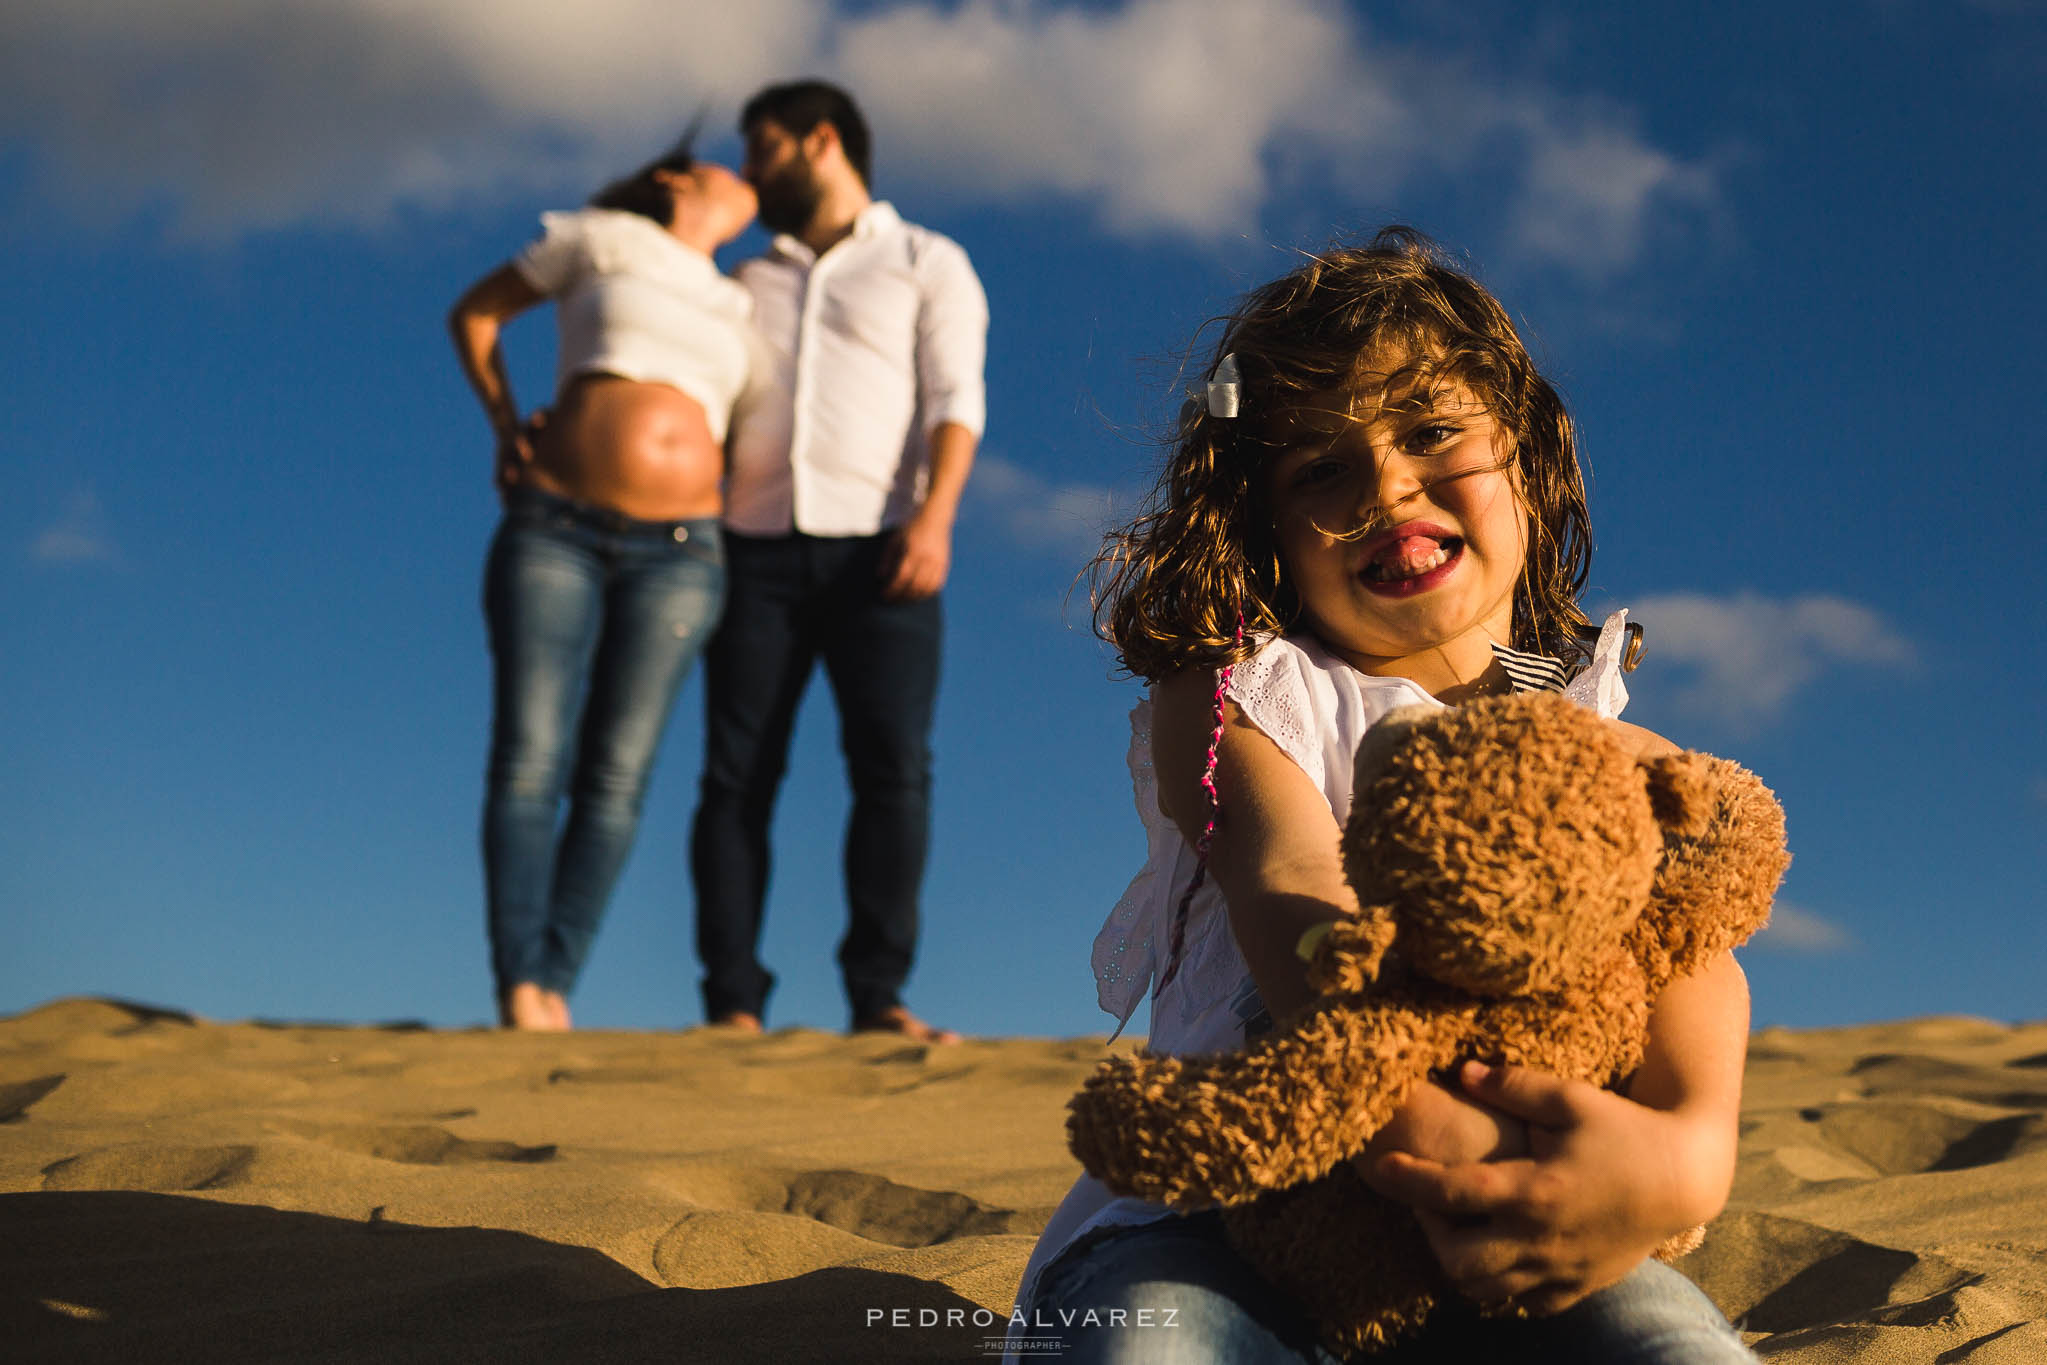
[1066,691,1788,1354]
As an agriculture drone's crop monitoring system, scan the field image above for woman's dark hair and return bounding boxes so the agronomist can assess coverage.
[1091,227,1594,682]
[588,117,704,226]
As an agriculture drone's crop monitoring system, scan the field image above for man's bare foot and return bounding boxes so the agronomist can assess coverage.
[500,982,569,1031]
[852,1006,961,1045]
[708,1010,763,1035]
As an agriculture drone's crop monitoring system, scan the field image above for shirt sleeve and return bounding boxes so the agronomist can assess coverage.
[912,234,990,439]
[510,211,590,297]
[1225,639,1329,795]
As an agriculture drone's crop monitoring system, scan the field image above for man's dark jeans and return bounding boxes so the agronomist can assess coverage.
[690,530,941,1023]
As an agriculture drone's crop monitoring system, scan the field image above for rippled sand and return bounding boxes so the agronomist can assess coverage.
[3,999,2043,1362]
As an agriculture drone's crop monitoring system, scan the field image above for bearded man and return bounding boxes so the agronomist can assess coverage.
[690,80,989,1043]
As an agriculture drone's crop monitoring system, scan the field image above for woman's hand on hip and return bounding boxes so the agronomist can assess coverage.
[494,408,547,499]
[494,429,534,495]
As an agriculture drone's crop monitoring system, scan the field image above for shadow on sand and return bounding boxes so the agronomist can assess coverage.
[2,1192,995,1363]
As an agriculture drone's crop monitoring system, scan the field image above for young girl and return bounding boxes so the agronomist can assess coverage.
[1010,230,1756,1363]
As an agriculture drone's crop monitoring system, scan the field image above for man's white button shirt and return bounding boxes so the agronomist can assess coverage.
[725,201,989,537]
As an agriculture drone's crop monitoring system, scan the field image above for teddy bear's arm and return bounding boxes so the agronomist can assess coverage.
[1067,997,1472,1209]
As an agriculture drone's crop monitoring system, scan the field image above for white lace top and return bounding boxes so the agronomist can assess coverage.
[1008,613,1637,1334]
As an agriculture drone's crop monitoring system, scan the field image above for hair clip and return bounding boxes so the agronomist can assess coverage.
[1206,353,1241,419]
[1570,614,1646,672]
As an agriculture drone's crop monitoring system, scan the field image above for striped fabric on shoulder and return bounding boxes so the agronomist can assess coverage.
[1490,641,1570,694]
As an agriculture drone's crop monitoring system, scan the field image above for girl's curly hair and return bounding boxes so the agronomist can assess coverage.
[1091,227,1593,682]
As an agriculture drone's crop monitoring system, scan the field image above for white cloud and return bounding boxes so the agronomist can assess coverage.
[968,454,1126,562]
[0,0,824,235]
[1752,902,1856,954]
[1629,591,1913,726]
[29,487,119,565]
[834,0,1406,239]
[1504,102,1720,276]
[0,0,1717,272]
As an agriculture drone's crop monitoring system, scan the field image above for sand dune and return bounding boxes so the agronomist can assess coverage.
[3,999,2044,1362]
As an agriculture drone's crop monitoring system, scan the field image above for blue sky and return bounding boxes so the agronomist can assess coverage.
[4,0,2043,1038]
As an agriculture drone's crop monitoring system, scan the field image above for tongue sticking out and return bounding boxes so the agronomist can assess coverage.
[1369,535,1455,582]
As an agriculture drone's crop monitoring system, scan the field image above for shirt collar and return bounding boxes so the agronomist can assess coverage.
[1489,641,1570,694]
[1299,631,1570,697]
[767,200,900,267]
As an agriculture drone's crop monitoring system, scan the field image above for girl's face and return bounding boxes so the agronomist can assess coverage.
[1264,368,1527,685]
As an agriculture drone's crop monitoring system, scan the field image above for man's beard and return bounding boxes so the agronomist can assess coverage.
[755,161,825,236]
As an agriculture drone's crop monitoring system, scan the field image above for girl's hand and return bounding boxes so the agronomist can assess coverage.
[1358,1075,1529,1171]
[1362,1060,1720,1315]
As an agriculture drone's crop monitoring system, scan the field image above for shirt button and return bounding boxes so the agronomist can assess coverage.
[672,526,689,542]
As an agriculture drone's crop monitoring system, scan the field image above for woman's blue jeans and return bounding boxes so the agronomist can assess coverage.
[1019,1211,1757,1364]
[481,486,724,999]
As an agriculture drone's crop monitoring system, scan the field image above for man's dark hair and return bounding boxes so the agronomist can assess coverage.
[740,80,872,188]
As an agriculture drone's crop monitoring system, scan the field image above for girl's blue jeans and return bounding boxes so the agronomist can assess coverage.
[1020,1210,1757,1364]
[481,486,724,998]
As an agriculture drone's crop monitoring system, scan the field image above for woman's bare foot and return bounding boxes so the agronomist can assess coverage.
[500,982,570,1031]
[852,1005,961,1045]
[708,1010,763,1035]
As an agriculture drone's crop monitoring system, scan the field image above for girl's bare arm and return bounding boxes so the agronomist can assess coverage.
[1151,668,1355,1021]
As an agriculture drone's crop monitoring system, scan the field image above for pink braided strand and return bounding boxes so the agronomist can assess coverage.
[1153,613,1244,999]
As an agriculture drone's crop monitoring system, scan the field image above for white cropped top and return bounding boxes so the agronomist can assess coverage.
[513,208,757,442]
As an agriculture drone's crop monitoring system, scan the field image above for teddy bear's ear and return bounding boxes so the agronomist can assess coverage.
[1634,753,1790,988]
[1642,752,1719,840]
[1305,906,1397,995]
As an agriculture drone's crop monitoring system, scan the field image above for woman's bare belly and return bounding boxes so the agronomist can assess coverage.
[525,374,723,521]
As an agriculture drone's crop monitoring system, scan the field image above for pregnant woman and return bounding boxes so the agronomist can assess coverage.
[449,133,759,1030]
